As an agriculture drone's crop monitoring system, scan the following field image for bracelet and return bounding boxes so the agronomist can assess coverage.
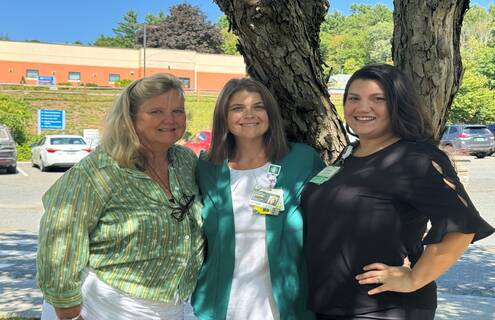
[59,313,81,320]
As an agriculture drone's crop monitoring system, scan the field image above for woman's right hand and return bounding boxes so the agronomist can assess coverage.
[55,305,83,320]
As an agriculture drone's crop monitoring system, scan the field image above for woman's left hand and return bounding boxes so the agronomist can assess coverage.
[355,262,418,295]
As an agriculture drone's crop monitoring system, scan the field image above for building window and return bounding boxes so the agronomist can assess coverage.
[178,77,190,88]
[109,73,120,82]
[68,72,81,81]
[26,69,39,79]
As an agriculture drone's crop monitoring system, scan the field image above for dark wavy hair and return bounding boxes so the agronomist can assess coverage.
[343,64,434,144]
[206,78,289,164]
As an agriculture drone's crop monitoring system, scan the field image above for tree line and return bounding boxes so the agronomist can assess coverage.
[86,3,495,125]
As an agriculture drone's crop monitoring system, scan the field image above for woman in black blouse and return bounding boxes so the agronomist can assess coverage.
[302,64,494,320]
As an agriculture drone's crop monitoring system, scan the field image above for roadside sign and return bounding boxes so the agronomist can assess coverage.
[37,76,56,86]
[38,109,65,134]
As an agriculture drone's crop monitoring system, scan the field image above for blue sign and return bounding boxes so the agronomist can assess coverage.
[38,109,65,132]
[38,76,56,86]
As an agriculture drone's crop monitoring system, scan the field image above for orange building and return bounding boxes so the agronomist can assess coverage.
[0,40,246,91]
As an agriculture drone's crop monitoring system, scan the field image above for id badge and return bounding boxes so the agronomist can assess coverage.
[309,165,341,185]
[249,188,284,215]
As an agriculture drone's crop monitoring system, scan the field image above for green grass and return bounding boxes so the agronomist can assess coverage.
[3,91,217,138]
[2,89,343,141]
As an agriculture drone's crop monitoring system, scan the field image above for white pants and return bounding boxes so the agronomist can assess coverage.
[41,269,185,320]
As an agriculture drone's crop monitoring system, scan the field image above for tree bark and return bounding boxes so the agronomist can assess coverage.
[214,0,347,163]
[392,0,469,139]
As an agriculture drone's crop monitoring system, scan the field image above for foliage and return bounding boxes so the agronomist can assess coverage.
[139,4,223,54]
[16,144,32,161]
[145,11,166,25]
[447,5,495,124]
[217,16,239,55]
[114,79,133,87]
[93,10,141,48]
[0,94,32,144]
[450,69,495,123]
[320,4,393,75]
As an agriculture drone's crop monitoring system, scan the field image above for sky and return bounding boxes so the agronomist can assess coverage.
[0,0,493,44]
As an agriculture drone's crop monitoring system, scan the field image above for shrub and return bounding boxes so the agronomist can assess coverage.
[16,144,32,161]
[114,79,133,88]
[84,83,99,87]
[0,94,32,144]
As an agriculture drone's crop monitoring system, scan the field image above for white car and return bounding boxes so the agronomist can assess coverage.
[31,135,92,171]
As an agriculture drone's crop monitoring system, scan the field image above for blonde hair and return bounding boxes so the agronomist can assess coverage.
[100,73,184,168]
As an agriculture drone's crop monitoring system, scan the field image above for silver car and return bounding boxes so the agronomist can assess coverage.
[0,124,17,174]
[440,124,495,158]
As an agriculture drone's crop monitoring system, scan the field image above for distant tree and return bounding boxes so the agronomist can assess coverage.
[218,16,239,55]
[72,40,83,45]
[145,11,166,25]
[320,5,393,75]
[462,5,494,47]
[450,68,495,123]
[92,34,124,48]
[0,34,9,40]
[139,4,223,54]
[112,10,141,48]
[93,10,140,48]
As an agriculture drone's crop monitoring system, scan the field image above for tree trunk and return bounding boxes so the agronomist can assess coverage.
[214,0,347,163]
[392,0,469,139]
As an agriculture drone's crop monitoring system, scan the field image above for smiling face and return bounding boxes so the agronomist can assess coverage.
[344,79,394,142]
[134,90,186,151]
[227,90,269,144]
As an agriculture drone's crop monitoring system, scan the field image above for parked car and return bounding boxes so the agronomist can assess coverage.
[0,124,17,174]
[31,135,92,171]
[183,130,212,155]
[440,124,495,158]
[487,123,495,135]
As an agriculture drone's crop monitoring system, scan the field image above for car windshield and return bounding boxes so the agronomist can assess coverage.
[0,129,10,139]
[464,127,491,135]
[50,137,86,145]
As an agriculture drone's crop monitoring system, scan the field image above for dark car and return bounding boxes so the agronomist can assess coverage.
[0,124,17,173]
[440,124,495,158]
[183,130,212,156]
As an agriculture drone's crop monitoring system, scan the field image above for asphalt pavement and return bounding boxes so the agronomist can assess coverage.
[1,158,494,319]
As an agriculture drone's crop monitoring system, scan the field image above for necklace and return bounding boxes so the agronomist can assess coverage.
[147,164,172,198]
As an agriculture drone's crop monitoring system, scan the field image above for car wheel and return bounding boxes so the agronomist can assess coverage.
[475,153,486,159]
[40,159,47,172]
[6,166,16,174]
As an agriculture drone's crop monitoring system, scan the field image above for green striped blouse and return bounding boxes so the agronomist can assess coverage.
[36,145,205,308]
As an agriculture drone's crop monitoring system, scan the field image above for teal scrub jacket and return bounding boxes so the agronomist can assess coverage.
[192,143,325,320]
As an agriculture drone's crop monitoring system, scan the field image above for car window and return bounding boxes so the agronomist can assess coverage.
[463,127,490,135]
[50,137,86,145]
[198,132,208,140]
[449,126,458,134]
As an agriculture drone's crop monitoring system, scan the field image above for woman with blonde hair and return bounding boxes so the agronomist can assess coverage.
[37,73,204,320]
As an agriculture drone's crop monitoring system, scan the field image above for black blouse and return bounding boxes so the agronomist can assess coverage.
[301,140,494,316]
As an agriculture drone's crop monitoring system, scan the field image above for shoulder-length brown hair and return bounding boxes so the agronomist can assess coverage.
[343,64,434,144]
[206,78,288,164]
